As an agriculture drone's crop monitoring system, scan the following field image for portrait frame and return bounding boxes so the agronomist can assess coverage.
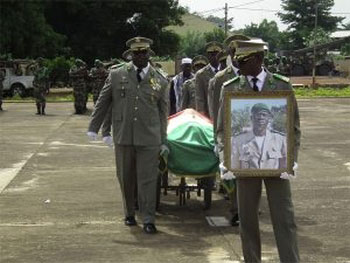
[223,90,295,177]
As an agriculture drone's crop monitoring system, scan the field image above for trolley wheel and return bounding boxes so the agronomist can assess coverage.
[187,190,191,199]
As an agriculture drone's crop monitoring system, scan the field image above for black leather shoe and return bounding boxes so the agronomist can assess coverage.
[231,214,239,227]
[124,216,137,226]
[143,223,157,234]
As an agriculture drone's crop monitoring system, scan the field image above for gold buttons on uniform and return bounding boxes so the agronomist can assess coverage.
[136,96,139,100]
[134,107,138,110]
[134,117,137,121]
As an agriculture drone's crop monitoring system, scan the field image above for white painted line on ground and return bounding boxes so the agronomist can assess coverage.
[0,153,34,194]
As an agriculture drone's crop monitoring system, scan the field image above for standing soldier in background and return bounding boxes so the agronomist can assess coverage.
[69,59,89,114]
[207,34,250,226]
[181,55,208,110]
[33,57,49,115]
[0,68,5,111]
[89,59,108,105]
[195,41,223,118]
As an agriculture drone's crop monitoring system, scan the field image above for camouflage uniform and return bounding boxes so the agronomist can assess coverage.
[89,59,108,105]
[69,59,89,114]
[33,59,49,115]
[0,69,5,110]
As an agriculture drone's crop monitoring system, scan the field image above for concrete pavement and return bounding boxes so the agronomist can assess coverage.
[0,99,349,263]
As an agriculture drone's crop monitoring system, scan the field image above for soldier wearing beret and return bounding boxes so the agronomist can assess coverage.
[181,55,208,110]
[231,103,287,169]
[216,39,301,262]
[195,41,223,117]
[87,36,169,234]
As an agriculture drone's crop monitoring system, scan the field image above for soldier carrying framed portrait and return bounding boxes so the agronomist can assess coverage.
[223,90,295,177]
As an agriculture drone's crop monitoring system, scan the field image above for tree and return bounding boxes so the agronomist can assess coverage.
[341,22,350,30]
[278,0,344,49]
[0,1,66,59]
[205,15,233,31]
[203,28,226,43]
[45,0,185,63]
[178,31,205,57]
[238,19,282,52]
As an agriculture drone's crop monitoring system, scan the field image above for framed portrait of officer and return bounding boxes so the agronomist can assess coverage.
[223,91,295,177]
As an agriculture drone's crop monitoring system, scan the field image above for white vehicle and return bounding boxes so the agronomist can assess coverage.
[1,67,34,97]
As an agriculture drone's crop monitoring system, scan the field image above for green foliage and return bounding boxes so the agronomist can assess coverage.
[237,19,282,52]
[178,31,206,57]
[303,27,331,47]
[231,107,251,135]
[340,43,350,56]
[205,15,233,31]
[271,111,287,133]
[0,1,66,58]
[278,0,344,49]
[45,57,76,84]
[294,87,350,97]
[0,0,185,63]
[203,28,226,43]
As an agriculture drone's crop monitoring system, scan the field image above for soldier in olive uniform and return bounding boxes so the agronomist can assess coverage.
[33,58,49,115]
[89,59,109,105]
[207,35,250,226]
[216,39,301,263]
[87,37,169,234]
[70,59,89,114]
[181,55,208,110]
[195,41,223,118]
[0,68,5,111]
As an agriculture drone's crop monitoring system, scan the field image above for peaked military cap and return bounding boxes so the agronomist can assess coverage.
[205,41,224,52]
[126,36,153,51]
[223,34,250,49]
[233,39,268,60]
[192,55,208,66]
[251,103,271,115]
[217,50,228,62]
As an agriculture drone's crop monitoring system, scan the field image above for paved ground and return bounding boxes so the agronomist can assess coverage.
[0,99,349,263]
[290,76,350,87]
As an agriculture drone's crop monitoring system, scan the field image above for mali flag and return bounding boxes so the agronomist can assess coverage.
[166,109,219,177]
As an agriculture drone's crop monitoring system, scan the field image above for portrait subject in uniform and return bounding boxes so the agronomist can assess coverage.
[230,101,287,170]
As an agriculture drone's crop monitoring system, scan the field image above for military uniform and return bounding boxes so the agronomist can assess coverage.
[195,41,223,117]
[231,129,287,169]
[89,60,108,105]
[208,65,238,133]
[88,50,169,226]
[180,78,196,110]
[0,69,5,110]
[33,61,49,115]
[70,60,89,114]
[217,48,301,262]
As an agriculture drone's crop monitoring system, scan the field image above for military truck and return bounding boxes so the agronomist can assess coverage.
[280,36,350,76]
[0,60,35,97]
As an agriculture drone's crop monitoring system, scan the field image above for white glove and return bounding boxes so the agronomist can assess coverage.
[160,144,170,156]
[87,131,98,141]
[219,162,236,180]
[102,136,114,148]
[280,162,298,180]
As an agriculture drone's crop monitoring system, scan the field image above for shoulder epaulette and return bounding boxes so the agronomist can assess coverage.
[110,63,125,70]
[270,129,286,136]
[154,67,168,80]
[223,76,240,87]
[273,73,289,83]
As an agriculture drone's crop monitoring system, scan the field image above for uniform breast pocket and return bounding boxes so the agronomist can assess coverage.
[267,150,282,159]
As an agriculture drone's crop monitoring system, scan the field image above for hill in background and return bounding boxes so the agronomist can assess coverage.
[166,13,218,36]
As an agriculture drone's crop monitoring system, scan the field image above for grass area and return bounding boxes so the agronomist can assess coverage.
[4,87,350,103]
[166,13,217,36]
[294,86,350,98]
